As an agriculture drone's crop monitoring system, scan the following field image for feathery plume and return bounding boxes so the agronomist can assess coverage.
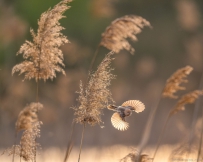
[12,0,71,81]
[162,66,193,99]
[170,90,203,116]
[100,15,151,54]
[3,121,42,161]
[19,121,42,161]
[15,102,43,132]
[74,51,115,126]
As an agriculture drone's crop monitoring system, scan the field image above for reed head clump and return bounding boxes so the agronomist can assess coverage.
[19,121,42,161]
[170,90,203,116]
[12,0,72,81]
[100,15,152,54]
[120,149,151,162]
[162,66,193,99]
[74,51,115,126]
[15,102,43,132]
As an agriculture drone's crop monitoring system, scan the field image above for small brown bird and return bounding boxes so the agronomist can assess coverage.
[107,100,145,131]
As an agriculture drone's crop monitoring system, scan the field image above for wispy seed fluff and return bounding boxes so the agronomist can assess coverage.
[162,66,193,99]
[12,0,72,81]
[100,15,151,54]
[74,51,115,126]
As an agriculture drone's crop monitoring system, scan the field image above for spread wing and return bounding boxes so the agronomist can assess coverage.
[121,100,145,113]
[111,112,129,131]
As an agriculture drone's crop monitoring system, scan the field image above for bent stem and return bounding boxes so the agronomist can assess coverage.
[152,113,171,162]
[78,123,86,162]
[64,122,75,162]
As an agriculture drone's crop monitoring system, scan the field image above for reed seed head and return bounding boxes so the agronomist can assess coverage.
[15,102,43,132]
[100,15,151,54]
[12,0,72,81]
[162,66,193,99]
[74,51,115,126]
[170,90,203,116]
[19,121,42,161]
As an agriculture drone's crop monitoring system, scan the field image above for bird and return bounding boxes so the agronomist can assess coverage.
[107,100,145,131]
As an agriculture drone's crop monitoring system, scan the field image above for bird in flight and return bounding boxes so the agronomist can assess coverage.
[107,100,145,131]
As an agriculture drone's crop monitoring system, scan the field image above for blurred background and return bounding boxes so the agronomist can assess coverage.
[0,0,203,151]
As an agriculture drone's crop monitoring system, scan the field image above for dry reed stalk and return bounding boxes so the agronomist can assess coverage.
[138,66,192,155]
[100,15,151,54]
[12,0,71,82]
[63,122,75,162]
[153,90,203,161]
[162,66,193,99]
[73,51,115,162]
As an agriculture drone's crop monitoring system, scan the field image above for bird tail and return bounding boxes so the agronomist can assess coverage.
[107,105,117,111]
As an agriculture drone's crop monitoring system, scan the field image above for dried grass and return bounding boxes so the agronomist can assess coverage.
[170,90,203,116]
[100,15,151,54]
[12,0,71,81]
[74,51,115,126]
[162,66,193,99]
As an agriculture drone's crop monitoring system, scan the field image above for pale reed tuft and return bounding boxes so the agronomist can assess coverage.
[12,0,72,81]
[19,121,42,161]
[170,90,203,116]
[100,15,151,54]
[15,102,43,132]
[3,121,42,161]
[74,51,115,126]
[162,66,193,99]
[120,149,151,162]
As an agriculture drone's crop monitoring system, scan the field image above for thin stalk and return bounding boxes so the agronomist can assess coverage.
[197,112,203,161]
[85,46,100,87]
[64,122,75,162]
[138,96,162,153]
[186,71,203,159]
[88,46,100,73]
[12,132,18,162]
[78,123,86,162]
[36,79,39,103]
[152,113,171,162]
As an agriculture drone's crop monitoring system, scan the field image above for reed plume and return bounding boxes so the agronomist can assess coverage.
[74,51,115,162]
[170,90,203,116]
[3,121,42,162]
[19,121,42,161]
[100,15,151,54]
[15,102,43,133]
[74,51,115,126]
[12,0,71,81]
[3,103,43,162]
[162,66,193,99]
